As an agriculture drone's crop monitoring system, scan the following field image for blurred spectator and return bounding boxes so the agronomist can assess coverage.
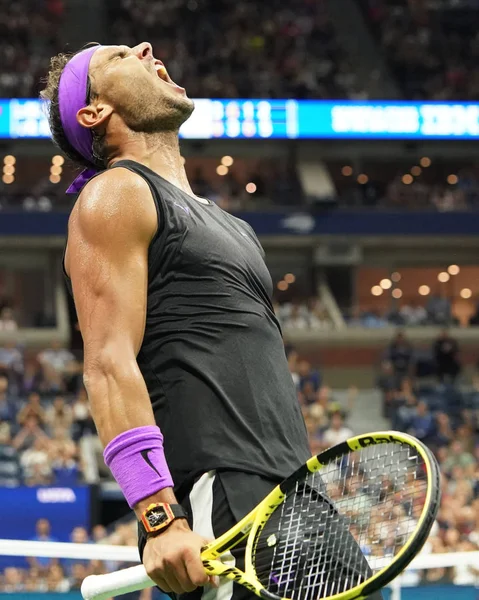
[17,392,46,427]
[408,400,435,443]
[297,359,322,393]
[45,395,73,433]
[19,359,43,396]
[46,564,70,592]
[386,331,414,381]
[19,437,51,481]
[2,567,23,592]
[442,440,475,475]
[37,340,79,393]
[427,293,452,326]
[0,374,17,424]
[376,360,400,417]
[72,387,96,440]
[433,412,454,449]
[12,415,47,452]
[0,307,18,331]
[399,302,427,326]
[433,330,461,383]
[51,440,82,485]
[0,339,23,387]
[322,412,353,447]
[28,519,58,572]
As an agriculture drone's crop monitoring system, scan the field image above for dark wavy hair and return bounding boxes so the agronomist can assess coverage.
[40,44,107,169]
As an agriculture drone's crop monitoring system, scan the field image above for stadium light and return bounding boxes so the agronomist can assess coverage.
[221,156,234,167]
[448,265,460,276]
[380,279,392,290]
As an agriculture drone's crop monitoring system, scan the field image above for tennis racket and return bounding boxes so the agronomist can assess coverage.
[82,430,440,600]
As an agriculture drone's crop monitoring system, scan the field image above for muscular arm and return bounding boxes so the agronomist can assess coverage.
[66,169,211,594]
[65,168,177,515]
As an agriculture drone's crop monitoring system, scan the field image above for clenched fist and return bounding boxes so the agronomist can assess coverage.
[143,519,217,594]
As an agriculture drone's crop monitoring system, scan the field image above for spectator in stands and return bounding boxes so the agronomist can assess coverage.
[282,304,309,330]
[45,395,73,434]
[386,331,414,382]
[72,387,96,440]
[51,441,82,485]
[399,301,427,326]
[17,392,46,427]
[2,567,23,592]
[46,564,70,592]
[0,307,18,331]
[12,414,47,452]
[427,293,452,325]
[433,412,454,449]
[433,329,461,383]
[442,440,476,475]
[37,340,78,393]
[393,387,418,432]
[69,563,88,590]
[0,338,23,389]
[298,359,322,393]
[376,360,399,417]
[408,401,435,443]
[29,519,58,572]
[322,411,353,448]
[20,436,51,481]
[20,358,43,396]
[0,373,16,424]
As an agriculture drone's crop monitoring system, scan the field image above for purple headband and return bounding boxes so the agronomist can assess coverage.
[58,45,102,194]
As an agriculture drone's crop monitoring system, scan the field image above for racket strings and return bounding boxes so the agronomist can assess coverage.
[252,443,428,600]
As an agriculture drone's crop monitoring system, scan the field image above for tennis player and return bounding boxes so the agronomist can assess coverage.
[41,43,381,600]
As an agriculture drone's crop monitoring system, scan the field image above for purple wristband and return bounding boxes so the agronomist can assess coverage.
[103,426,174,508]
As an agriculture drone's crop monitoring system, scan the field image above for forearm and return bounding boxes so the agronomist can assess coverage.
[83,351,156,446]
[84,352,181,516]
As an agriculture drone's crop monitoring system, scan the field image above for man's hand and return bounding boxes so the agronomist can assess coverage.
[143,519,215,594]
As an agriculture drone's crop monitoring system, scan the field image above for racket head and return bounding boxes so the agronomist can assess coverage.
[242,431,440,600]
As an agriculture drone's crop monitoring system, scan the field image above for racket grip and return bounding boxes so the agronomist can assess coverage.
[81,564,153,600]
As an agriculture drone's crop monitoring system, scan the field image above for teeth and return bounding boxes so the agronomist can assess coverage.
[155,65,168,81]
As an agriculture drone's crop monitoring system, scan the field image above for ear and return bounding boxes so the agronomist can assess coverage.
[77,102,113,130]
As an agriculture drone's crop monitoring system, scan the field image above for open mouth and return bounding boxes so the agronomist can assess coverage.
[152,59,185,93]
[154,60,169,83]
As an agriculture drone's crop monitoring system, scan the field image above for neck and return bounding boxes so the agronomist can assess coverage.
[108,131,193,196]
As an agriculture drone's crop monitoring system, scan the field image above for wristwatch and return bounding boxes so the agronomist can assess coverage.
[139,503,188,537]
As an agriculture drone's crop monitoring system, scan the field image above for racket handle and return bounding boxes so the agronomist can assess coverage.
[81,564,153,600]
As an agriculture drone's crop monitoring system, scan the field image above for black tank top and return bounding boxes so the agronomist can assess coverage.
[66,160,310,495]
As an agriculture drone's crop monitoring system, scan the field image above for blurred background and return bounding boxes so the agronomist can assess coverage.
[1,0,479,598]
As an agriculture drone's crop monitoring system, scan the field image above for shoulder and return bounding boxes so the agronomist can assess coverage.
[69,167,157,242]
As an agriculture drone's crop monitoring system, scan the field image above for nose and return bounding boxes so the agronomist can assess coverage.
[133,42,153,61]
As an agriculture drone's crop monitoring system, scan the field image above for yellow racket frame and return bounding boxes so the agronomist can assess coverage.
[200,430,440,600]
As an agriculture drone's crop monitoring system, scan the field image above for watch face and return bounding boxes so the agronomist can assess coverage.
[147,508,169,528]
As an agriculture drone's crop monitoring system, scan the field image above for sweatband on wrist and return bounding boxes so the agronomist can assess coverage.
[103,425,174,509]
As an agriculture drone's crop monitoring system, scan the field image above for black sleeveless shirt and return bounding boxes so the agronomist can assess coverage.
[66,160,310,494]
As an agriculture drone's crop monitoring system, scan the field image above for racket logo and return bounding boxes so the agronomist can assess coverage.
[356,434,403,448]
[266,534,277,547]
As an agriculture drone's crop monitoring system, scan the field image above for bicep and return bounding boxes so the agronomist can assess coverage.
[69,230,148,359]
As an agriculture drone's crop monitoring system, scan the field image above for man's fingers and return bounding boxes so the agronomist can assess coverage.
[208,575,220,588]
[184,547,209,587]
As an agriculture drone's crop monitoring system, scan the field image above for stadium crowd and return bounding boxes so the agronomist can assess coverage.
[360,0,479,101]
